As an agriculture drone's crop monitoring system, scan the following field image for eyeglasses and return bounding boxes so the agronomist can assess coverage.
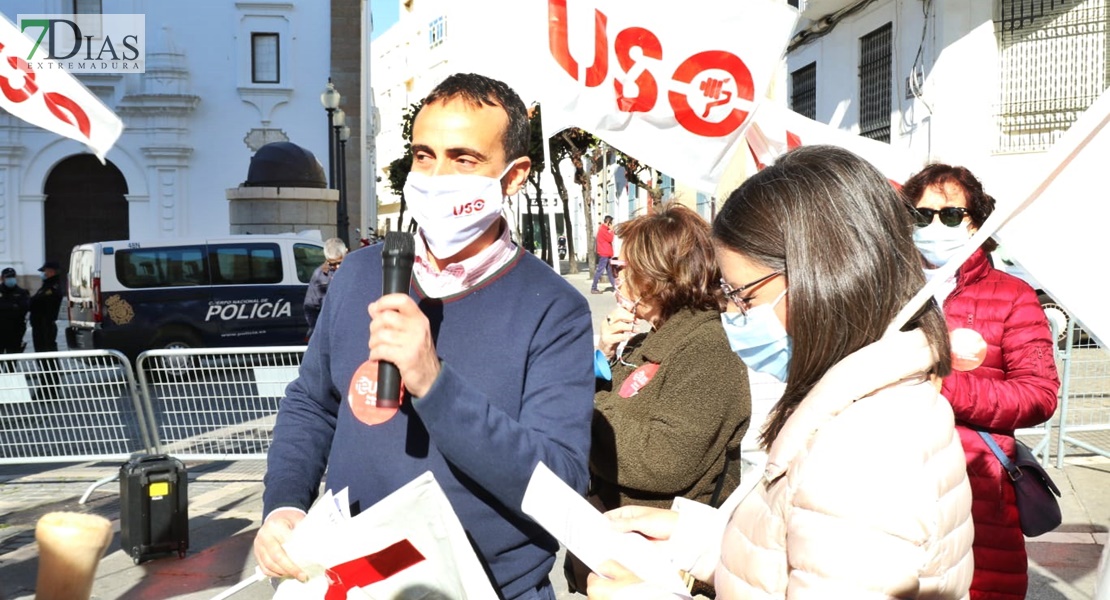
[720,270,783,315]
[912,206,969,228]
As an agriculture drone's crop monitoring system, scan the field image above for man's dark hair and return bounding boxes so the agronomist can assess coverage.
[421,73,530,162]
[603,215,613,225]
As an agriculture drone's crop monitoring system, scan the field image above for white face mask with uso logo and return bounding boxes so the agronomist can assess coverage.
[404,164,512,259]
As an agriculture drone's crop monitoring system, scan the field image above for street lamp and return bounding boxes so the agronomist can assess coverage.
[338,123,351,246]
[320,79,341,190]
[332,108,348,245]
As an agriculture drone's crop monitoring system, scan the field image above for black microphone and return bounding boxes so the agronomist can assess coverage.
[377,232,415,408]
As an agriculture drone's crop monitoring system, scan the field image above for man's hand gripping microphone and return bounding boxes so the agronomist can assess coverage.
[377,232,415,408]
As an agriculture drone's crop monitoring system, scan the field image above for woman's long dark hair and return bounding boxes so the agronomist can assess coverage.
[713,145,951,449]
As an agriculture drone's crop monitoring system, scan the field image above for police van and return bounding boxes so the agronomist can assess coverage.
[65,234,326,359]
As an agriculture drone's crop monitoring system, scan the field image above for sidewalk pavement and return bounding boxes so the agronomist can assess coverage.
[0,266,1106,599]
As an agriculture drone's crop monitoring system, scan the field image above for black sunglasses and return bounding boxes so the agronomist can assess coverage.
[912,206,969,228]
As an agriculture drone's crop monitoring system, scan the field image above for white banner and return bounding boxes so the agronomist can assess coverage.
[891,88,1110,349]
[0,13,123,160]
[742,103,922,187]
[990,89,1110,348]
[537,0,798,194]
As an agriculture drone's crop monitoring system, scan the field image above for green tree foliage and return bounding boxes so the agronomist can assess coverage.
[384,102,422,231]
[524,105,552,265]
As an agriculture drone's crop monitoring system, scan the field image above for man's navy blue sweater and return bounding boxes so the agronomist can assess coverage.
[263,243,595,599]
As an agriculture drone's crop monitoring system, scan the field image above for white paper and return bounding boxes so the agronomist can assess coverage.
[274,473,499,599]
[522,462,691,597]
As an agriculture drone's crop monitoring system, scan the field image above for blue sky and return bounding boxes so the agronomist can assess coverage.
[370,0,399,41]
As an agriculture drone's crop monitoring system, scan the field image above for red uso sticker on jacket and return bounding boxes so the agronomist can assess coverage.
[347,360,403,425]
[619,362,660,398]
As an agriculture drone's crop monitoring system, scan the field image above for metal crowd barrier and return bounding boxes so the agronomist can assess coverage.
[0,349,152,464]
[135,346,306,461]
[4,335,1105,504]
[1054,320,1110,467]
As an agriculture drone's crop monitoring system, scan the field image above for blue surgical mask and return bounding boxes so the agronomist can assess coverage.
[3,278,15,288]
[40,272,47,280]
[912,221,971,268]
[720,290,791,382]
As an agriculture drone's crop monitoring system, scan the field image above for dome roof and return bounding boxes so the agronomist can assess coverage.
[244,142,327,188]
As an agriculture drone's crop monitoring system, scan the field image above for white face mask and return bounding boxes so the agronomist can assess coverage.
[404,164,512,259]
[912,220,972,268]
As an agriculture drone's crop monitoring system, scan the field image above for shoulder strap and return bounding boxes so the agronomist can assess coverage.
[977,430,1020,479]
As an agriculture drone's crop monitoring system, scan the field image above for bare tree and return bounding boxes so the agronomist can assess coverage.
[550,128,598,271]
[614,152,666,214]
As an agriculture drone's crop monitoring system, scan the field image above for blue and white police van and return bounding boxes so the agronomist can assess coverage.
[65,234,325,359]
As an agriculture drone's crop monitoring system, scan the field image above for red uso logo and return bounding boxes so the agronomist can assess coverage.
[0,41,92,140]
[453,198,486,216]
[548,0,756,138]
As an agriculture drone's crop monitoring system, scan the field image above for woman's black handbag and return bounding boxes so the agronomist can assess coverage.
[977,431,1062,537]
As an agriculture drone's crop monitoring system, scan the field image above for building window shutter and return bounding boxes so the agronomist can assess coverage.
[74,0,102,14]
[251,33,280,84]
[791,62,818,120]
[859,23,892,143]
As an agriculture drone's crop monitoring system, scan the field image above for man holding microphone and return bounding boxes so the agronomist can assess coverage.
[254,73,594,600]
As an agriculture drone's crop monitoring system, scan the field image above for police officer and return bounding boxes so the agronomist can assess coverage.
[30,260,63,352]
[0,267,30,354]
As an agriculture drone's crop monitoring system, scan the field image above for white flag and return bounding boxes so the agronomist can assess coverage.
[891,88,1110,348]
[743,103,921,185]
[537,0,798,194]
[988,89,1110,348]
[712,102,923,199]
[0,13,123,160]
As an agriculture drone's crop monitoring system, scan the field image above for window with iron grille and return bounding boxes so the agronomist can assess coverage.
[995,0,1108,153]
[791,62,817,120]
[859,23,892,143]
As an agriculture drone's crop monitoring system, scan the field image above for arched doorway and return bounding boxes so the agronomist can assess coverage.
[43,154,129,266]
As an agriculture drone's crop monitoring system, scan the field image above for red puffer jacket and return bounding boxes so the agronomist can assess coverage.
[941,248,1060,600]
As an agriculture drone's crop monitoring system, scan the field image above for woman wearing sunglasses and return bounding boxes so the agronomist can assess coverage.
[904,164,1059,600]
[587,146,974,600]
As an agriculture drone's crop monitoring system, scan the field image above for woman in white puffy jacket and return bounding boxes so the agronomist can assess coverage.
[587,146,976,600]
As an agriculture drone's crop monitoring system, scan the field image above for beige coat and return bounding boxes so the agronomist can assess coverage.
[715,329,974,599]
